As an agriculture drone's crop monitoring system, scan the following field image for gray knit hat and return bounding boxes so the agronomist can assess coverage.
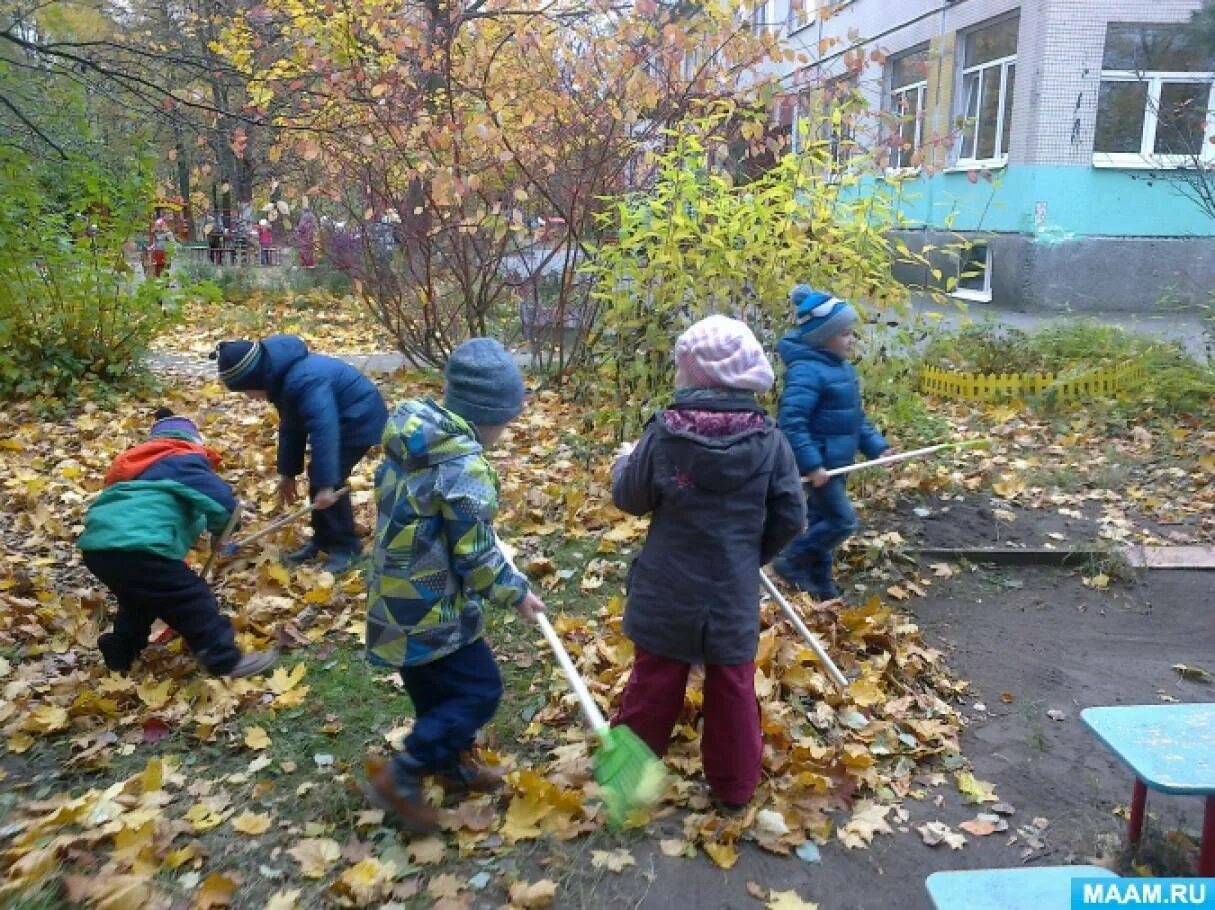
[444,338,525,427]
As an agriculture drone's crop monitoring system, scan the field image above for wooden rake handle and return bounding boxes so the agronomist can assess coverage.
[224,486,350,553]
[760,570,849,690]
[201,499,243,582]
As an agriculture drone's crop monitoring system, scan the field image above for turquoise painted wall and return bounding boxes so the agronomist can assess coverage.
[887,165,1215,238]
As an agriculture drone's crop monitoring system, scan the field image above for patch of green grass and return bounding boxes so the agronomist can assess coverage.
[0,881,69,910]
[1024,465,1084,493]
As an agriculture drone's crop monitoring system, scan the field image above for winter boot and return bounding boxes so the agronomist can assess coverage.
[440,752,505,795]
[363,753,440,832]
[284,541,322,567]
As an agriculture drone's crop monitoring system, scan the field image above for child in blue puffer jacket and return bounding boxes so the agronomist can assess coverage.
[773,286,893,599]
[213,335,388,574]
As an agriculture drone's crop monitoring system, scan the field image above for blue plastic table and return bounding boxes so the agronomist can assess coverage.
[1082,703,1215,876]
[926,865,1117,910]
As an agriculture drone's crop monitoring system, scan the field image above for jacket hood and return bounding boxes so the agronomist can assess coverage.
[104,439,222,486]
[261,335,311,395]
[382,399,482,470]
[777,332,843,367]
[655,408,777,494]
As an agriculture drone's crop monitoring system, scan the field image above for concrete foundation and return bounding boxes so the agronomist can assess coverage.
[891,230,1215,314]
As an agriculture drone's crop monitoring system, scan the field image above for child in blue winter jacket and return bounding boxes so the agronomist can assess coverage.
[773,286,893,599]
[213,335,388,574]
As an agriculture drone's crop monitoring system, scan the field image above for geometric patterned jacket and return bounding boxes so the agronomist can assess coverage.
[364,398,529,668]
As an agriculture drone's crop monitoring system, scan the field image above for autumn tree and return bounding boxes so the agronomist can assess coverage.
[218,0,786,369]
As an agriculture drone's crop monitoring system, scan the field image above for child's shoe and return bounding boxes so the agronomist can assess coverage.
[363,753,440,832]
[440,752,505,795]
[772,555,819,593]
[322,549,360,576]
[98,633,134,673]
[224,649,279,678]
[284,541,322,567]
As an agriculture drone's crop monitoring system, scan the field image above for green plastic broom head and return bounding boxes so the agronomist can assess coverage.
[593,725,669,828]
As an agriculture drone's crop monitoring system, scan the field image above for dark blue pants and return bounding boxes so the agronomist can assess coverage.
[396,638,503,774]
[779,477,859,586]
[82,549,240,673]
[309,445,370,554]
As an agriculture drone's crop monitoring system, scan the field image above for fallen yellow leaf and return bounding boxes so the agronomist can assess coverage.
[288,837,340,878]
[244,726,271,751]
[231,811,272,835]
[509,878,558,908]
[767,889,819,910]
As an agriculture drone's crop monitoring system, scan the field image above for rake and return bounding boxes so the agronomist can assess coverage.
[760,569,849,690]
[815,437,992,482]
[218,486,350,557]
[200,499,244,582]
[498,537,668,826]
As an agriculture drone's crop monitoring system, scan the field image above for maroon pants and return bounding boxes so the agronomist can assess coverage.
[614,645,762,805]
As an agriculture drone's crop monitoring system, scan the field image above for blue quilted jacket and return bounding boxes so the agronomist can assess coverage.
[260,336,388,489]
[776,332,888,474]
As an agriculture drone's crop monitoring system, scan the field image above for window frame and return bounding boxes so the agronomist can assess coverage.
[952,241,993,303]
[1093,70,1215,168]
[955,52,1016,168]
[888,50,929,171]
[750,1,775,34]
[789,0,815,34]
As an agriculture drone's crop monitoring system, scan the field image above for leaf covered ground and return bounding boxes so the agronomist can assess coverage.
[1,320,1213,908]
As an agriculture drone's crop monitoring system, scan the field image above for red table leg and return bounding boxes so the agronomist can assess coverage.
[1128,778,1148,846]
[1200,795,1215,877]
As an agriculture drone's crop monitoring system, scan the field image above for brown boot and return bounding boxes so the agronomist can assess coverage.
[362,754,439,833]
[440,752,505,795]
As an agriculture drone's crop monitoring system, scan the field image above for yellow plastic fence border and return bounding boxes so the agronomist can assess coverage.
[919,360,1145,403]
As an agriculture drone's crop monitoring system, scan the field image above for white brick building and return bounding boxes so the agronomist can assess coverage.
[747,0,1215,311]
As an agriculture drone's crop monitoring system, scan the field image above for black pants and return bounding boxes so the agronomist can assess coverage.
[309,445,370,554]
[82,549,240,674]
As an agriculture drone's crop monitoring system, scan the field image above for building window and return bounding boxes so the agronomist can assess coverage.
[956,16,1018,167]
[953,242,992,302]
[790,77,858,164]
[789,0,814,33]
[1094,23,1215,167]
[681,45,703,81]
[750,1,775,34]
[889,47,930,170]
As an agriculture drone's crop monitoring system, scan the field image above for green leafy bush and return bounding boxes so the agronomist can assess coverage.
[581,105,960,437]
[0,146,184,399]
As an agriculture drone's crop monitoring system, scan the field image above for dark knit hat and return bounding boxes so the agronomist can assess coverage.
[149,408,203,443]
[444,338,524,427]
[211,340,266,391]
[791,284,858,347]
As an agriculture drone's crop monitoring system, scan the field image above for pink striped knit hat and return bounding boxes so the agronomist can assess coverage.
[673,315,774,393]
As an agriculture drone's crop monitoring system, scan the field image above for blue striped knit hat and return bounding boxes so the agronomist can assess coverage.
[791,284,858,347]
[211,340,266,391]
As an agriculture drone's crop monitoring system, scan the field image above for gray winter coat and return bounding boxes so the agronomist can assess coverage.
[612,390,806,665]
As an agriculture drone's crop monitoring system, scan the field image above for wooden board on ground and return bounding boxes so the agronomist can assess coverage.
[908,546,1215,570]
[1125,546,1215,570]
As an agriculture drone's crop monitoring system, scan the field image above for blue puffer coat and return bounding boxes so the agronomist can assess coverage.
[260,335,389,488]
[776,332,888,474]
